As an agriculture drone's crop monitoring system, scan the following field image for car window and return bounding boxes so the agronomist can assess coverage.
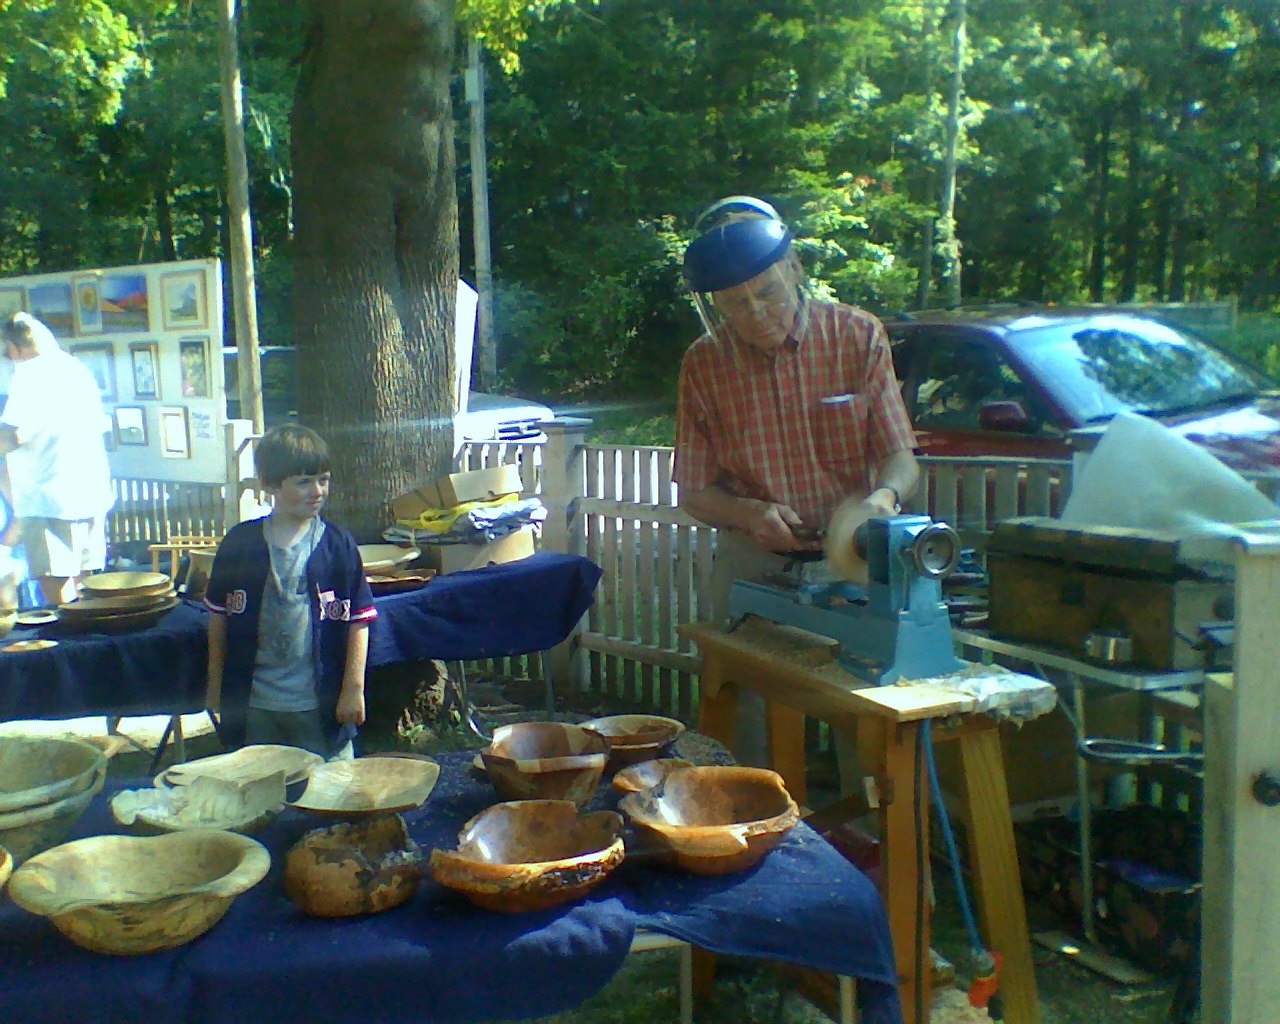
[908,338,1047,433]
[1011,317,1270,423]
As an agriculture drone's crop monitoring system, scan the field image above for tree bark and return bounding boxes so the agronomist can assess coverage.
[291,0,458,540]
[1088,109,1110,302]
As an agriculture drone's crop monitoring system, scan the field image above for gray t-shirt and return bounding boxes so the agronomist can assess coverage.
[249,519,326,712]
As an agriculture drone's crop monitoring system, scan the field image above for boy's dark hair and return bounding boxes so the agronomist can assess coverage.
[255,424,331,486]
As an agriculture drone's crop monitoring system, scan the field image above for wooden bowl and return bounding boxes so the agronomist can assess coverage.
[0,607,15,639]
[111,773,286,835]
[429,800,624,913]
[618,766,799,875]
[8,829,270,954]
[611,758,695,794]
[357,544,421,572]
[0,844,12,893]
[55,597,179,634]
[79,571,172,598]
[581,714,686,767]
[287,757,440,817]
[480,722,609,805]
[160,744,323,789]
[285,814,423,917]
[58,592,176,617]
[0,769,106,863]
[0,735,108,813]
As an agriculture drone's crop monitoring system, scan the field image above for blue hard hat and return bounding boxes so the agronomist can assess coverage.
[683,218,793,292]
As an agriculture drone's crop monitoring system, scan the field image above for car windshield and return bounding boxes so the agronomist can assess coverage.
[1009,316,1272,424]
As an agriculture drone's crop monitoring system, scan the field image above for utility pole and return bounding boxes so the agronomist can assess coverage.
[465,37,496,391]
[215,0,264,434]
[938,0,967,309]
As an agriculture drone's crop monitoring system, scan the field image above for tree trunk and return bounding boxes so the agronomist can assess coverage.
[291,0,459,541]
[1117,96,1142,302]
[1088,110,1110,302]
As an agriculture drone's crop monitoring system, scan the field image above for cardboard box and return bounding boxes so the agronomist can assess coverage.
[389,464,524,520]
[421,524,536,573]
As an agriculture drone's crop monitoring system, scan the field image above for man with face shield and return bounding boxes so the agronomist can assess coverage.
[674,197,920,765]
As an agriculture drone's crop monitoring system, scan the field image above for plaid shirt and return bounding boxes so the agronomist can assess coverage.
[674,300,917,528]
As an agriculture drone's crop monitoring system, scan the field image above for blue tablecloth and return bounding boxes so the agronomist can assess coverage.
[0,752,902,1024]
[0,553,603,723]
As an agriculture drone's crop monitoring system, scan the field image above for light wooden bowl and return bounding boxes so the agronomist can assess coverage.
[0,769,106,863]
[619,766,799,875]
[285,814,423,917]
[581,714,686,767]
[288,757,440,817]
[160,744,323,790]
[8,829,270,954]
[480,722,609,805]
[429,800,624,913]
[0,735,108,814]
[357,544,421,572]
[0,607,15,639]
[79,571,172,598]
[611,758,695,794]
[0,844,12,893]
[111,773,286,835]
[58,592,176,617]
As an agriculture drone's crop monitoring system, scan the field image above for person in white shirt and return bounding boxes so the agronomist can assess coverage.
[0,312,114,605]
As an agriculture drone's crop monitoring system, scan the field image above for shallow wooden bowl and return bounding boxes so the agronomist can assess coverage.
[160,744,323,790]
[79,571,172,598]
[58,592,176,617]
[481,722,609,805]
[288,757,440,817]
[7,829,270,954]
[582,714,686,768]
[429,800,625,913]
[611,758,695,795]
[0,844,12,893]
[111,773,286,835]
[357,544,421,572]
[285,814,423,917]
[0,769,106,863]
[618,766,799,875]
[0,735,107,814]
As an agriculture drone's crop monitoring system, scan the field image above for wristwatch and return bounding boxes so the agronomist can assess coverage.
[874,486,902,514]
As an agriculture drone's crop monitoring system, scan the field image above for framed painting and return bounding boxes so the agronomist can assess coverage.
[115,406,148,446]
[161,271,207,331]
[179,337,210,397]
[70,343,118,403]
[100,272,149,333]
[0,286,25,321]
[159,405,191,459]
[130,342,161,399]
[71,275,103,335]
[27,281,74,336]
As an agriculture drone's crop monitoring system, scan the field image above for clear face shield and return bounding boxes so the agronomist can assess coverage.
[684,215,808,351]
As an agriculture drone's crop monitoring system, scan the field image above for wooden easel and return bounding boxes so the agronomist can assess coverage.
[680,619,1039,1024]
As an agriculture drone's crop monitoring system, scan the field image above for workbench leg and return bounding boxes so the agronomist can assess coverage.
[861,717,931,1024]
[695,651,737,756]
[958,724,1040,1024]
[765,700,807,808]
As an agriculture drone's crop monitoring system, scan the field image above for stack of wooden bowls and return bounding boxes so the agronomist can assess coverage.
[0,736,108,863]
[58,571,177,633]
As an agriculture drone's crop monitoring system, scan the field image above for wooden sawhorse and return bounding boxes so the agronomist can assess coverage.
[680,620,1039,1024]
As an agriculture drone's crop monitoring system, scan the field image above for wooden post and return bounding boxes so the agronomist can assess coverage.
[540,418,591,690]
[1201,531,1280,1024]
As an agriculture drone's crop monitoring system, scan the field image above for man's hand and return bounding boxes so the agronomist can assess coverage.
[743,501,822,552]
[336,684,366,726]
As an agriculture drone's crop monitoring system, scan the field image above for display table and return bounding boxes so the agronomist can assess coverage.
[0,751,903,1024]
[681,620,1039,1024]
[0,553,602,724]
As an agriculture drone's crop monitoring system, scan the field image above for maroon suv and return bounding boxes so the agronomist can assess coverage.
[887,307,1280,475]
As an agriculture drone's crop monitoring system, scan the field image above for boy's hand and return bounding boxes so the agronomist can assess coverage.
[336,684,365,726]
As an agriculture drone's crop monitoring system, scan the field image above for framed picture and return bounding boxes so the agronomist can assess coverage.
[0,286,25,320]
[114,406,148,446]
[27,282,74,336]
[100,272,149,332]
[179,337,210,397]
[71,275,103,335]
[161,270,207,331]
[159,406,191,459]
[129,342,161,399]
[70,343,118,403]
